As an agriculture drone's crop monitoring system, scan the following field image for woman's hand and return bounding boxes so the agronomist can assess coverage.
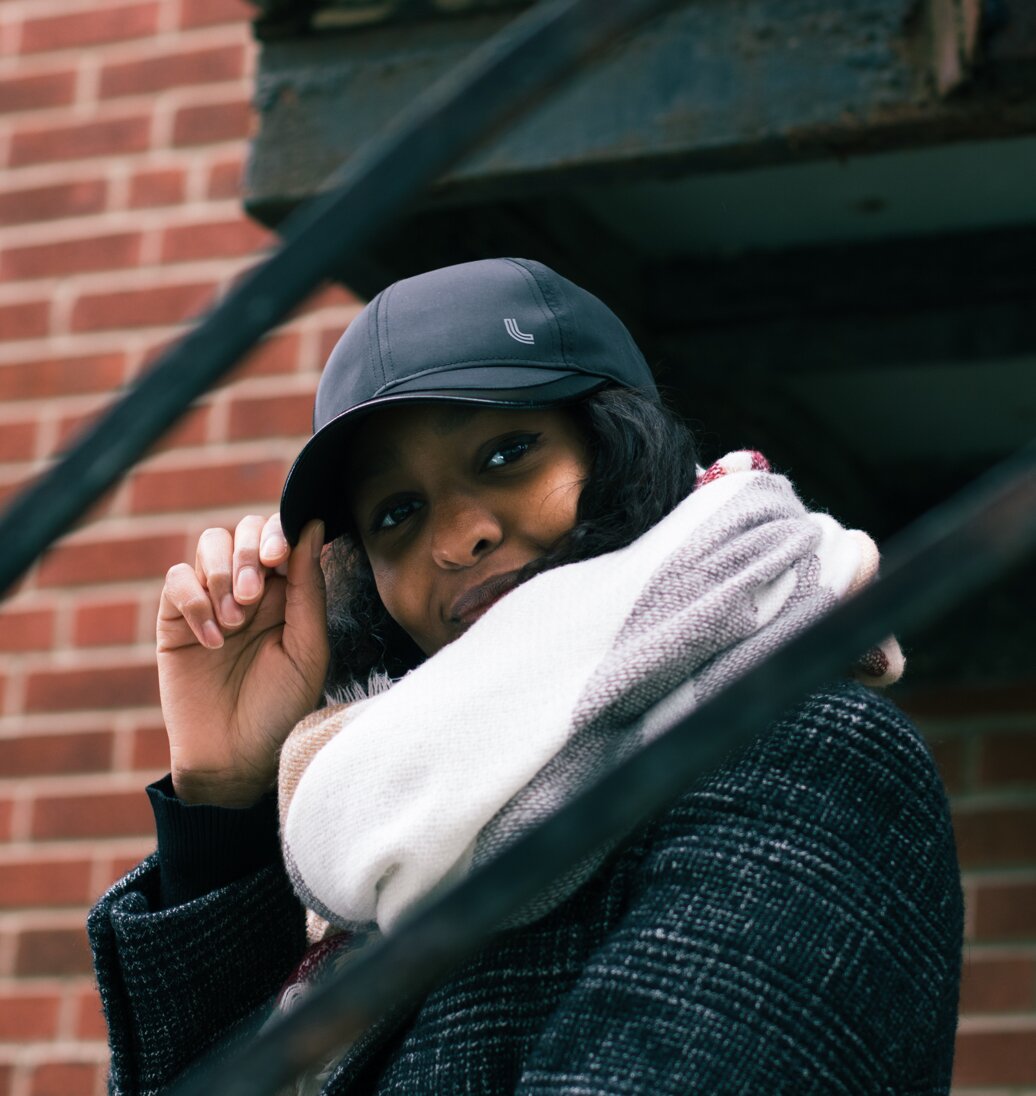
[156,514,329,807]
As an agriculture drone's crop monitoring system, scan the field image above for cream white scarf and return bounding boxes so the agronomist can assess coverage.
[277,452,902,950]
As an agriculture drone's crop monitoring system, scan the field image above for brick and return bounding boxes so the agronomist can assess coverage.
[980,729,1036,787]
[0,299,50,341]
[101,43,245,99]
[207,156,244,199]
[131,457,286,513]
[180,0,253,28]
[131,723,170,770]
[0,798,11,842]
[161,217,273,264]
[0,178,107,227]
[10,115,151,168]
[0,731,113,777]
[31,787,153,840]
[954,806,1036,867]
[20,4,160,54]
[0,474,32,510]
[926,736,966,796]
[73,600,139,647]
[0,352,125,402]
[0,69,77,113]
[0,857,94,909]
[36,532,185,587]
[172,98,252,147]
[228,391,311,441]
[900,683,1036,719]
[319,325,346,362]
[151,404,212,453]
[0,992,59,1040]
[0,419,37,463]
[0,1064,10,1096]
[305,282,362,317]
[953,1026,1036,1086]
[74,987,108,1041]
[30,1061,101,1096]
[222,331,302,384]
[107,852,150,882]
[960,954,1035,1012]
[15,926,93,977]
[1,231,142,282]
[0,606,53,650]
[54,406,103,451]
[973,880,1036,940]
[129,167,187,209]
[71,280,217,332]
[58,402,208,454]
[25,664,159,713]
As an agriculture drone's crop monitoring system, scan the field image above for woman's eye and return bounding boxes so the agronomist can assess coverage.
[484,434,539,470]
[374,499,423,531]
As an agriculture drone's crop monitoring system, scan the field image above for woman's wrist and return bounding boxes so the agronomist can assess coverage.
[171,767,274,809]
[148,775,282,907]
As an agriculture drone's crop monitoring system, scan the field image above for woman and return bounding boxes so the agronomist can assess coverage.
[89,258,963,1094]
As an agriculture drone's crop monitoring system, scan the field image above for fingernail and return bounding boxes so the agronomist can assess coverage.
[237,566,261,600]
[261,534,287,560]
[221,595,244,626]
[202,621,224,649]
[312,521,325,558]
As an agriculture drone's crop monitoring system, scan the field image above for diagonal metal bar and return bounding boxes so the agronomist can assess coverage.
[0,0,680,600]
[171,442,1036,1096]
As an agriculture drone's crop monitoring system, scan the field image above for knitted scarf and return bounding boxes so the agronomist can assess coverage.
[276,453,903,972]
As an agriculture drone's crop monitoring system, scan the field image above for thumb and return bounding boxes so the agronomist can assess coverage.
[282,519,329,677]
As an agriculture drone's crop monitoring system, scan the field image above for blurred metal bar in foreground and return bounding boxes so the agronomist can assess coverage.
[0,0,678,600]
[171,442,1036,1096]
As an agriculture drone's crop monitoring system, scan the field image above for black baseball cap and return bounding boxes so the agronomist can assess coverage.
[280,257,659,545]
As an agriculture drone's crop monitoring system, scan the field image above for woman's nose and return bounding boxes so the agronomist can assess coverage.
[430,495,503,567]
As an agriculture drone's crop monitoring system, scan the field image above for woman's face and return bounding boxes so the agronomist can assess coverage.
[346,404,589,656]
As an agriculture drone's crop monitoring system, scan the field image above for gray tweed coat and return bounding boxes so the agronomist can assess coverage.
[88,683,963,1095]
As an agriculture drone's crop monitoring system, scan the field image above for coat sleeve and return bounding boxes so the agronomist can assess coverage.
[516,684,964,1096]
[87,854,307,1095]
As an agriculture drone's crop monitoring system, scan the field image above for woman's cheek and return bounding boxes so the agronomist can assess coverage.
[538,466,585,539]
[371,561,438,655]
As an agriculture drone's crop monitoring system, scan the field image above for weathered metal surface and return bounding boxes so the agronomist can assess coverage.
[246,0,1036,224]
[251,0,530,36]
[633,222,1036,536]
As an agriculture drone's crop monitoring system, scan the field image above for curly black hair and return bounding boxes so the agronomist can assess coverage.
[321,386,699,695]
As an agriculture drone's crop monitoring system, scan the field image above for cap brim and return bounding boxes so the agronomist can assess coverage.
[280,372,608,546]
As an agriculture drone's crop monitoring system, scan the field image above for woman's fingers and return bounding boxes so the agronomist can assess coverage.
[232,514,268,605]
[259,513,290,572]
[194,526,240,628]
[160,562,225,649]
[165,513,297,649]
[282,519,329,682]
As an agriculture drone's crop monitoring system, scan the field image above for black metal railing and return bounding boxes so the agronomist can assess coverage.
[0,0,677,600]
[1,0,1033,1092]
[171,439,1036,1096]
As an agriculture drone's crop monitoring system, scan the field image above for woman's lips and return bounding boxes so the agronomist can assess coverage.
[449,571,521,628]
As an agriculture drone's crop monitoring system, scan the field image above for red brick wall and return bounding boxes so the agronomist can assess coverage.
[0,1,1032,1093]
[0,2,357,1091]
[899,684,1036,1095]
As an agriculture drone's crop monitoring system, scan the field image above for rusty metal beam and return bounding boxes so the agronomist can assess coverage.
[247,0,1036,227]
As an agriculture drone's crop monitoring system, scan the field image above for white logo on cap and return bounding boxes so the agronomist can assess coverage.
[504,318,535,345]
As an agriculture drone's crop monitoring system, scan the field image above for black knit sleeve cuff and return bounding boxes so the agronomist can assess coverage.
[147,774,282,909]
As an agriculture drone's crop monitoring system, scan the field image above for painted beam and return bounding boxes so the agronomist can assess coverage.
[246,0,1033,224]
